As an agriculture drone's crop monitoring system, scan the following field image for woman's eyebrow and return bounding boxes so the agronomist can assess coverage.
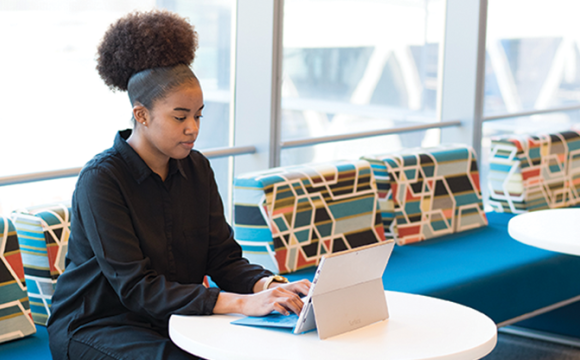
[174,104,204,112]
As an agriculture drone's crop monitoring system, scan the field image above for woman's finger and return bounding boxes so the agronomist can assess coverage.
[276,280,311,296]
[279,294,304,315]
[269,287,305,315]
[273,302,289,316]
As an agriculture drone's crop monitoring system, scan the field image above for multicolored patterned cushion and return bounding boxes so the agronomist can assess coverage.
[0,216,36,343]
[363,145,487,246]
[12,203,71,325]
[488,130,580,213]
[233,160,386,274]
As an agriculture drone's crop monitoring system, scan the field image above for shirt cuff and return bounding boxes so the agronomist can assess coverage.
[202,287,222,315]
[248,271,274,294]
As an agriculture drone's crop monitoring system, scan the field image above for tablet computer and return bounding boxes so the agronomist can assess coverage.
[232,240,395,339]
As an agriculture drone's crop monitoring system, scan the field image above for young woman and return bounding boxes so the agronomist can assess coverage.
[47,10,310,360]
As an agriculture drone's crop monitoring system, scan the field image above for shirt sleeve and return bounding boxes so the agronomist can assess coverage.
[75,167,221,322]
[201,156,273,293]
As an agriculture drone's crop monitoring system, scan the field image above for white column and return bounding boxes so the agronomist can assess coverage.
[232,0,283,175]
[438,0,488,162]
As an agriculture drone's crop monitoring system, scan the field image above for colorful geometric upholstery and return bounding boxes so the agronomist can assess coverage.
[488,130,580,213]
[0,216,36,343]
[363,145,487,246]
[233,160,386,274]
[12,203,71,325]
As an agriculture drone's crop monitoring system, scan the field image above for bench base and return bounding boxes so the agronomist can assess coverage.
[500,326,580,348]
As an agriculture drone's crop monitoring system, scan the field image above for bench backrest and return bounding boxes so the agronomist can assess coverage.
[488,130,580,213]
[12,203,71,325]
[0,216,36,342]
[363,144,487,245]
[233,160,386,274]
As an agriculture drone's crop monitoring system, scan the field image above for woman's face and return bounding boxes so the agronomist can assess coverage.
[143,82,204,161]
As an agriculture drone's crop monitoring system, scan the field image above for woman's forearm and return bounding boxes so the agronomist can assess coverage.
[212,292,245,314]
[252,277,269,293]
[212,280,311,316]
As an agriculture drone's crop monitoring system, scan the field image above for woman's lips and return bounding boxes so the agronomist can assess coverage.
[181,141,194,149]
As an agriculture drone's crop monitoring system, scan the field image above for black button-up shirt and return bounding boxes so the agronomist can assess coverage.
[48,130,271,358]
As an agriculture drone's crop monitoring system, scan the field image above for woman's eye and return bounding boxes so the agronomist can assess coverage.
[195,115,203,120]
[175,116,186,121]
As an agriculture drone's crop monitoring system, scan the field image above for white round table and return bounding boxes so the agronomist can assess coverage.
[508,208,580,255]
[169,291,497,360]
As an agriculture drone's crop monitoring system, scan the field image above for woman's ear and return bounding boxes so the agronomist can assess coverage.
[133,103,149,127]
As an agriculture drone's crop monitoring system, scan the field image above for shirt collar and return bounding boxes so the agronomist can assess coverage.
[168,157,188,180]
[114,129,188,184]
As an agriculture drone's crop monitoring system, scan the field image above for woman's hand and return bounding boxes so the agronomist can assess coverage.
[241,285,305,316]
[213,279,311,317]
[268,279,311,295]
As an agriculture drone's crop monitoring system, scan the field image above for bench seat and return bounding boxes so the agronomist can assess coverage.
[516,301,580,338]
[3,213,580,359]
[0,325,50,360]
[287,212,580,329]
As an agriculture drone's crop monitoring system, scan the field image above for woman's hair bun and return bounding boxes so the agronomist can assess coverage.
[96,9,198,91]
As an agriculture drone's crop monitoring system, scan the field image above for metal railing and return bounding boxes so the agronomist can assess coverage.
[3,101,579,188]
[280,120,462,149]
[1,121,458,187]
[0,145,257,187]
[482,104,580,122]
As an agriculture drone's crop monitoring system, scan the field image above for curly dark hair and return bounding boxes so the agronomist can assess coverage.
[96,9,198,91]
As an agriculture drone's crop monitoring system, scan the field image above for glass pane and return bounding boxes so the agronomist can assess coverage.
[0,0,154,177]
[485,0,580,116]
[282,0,445,164]
[481,110,580,209]
[161,0,233,150]
[208,157,232,221]
[0,0,234,214]
[162,0,234,216]
[0,177,77,216]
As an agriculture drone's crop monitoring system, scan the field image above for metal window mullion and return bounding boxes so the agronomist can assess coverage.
[472,0,488,163]
[232,0,279,175]
[439,0,488,165]
[269,0,284,168]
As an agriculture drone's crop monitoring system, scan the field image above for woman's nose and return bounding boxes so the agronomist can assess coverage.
[185,118,199,134]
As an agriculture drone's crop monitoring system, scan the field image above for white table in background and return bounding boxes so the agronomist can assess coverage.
[169,291,497,360]
[508,208,580,255]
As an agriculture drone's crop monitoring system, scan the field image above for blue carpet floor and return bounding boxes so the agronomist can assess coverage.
[3,324,580,359]
[484,333,580,359]
[0,325,52,360]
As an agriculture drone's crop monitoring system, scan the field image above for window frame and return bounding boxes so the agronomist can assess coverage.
[3,0,580,215]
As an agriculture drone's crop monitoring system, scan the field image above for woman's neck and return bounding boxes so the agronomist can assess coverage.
[127,130,169,181]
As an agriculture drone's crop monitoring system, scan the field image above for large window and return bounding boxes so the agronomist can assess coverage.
[3,0,578,218]
[159,0,234,213]
[0,1,150,214]
[0,1,148,177]
[281,0,445,166]
[484,0,580,116]
[0,0,234,215]
[480,0,580,206]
